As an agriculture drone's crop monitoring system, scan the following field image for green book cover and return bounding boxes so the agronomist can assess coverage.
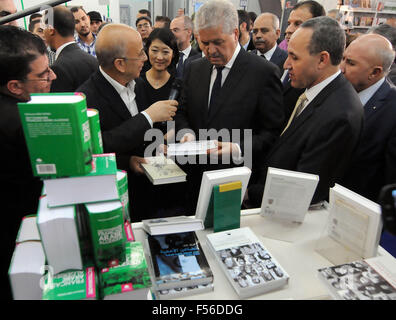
[85,200,127,268]
[42,266,98,300]
[117,170,130,222]
[87,108,104,154]
[18,92,92,178]
[100,241,151,288]
[205,181,242,232]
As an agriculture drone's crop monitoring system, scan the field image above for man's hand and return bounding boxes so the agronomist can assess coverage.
[144,100,178,123]
[207,141,239,157]
[129,156,147,174]
[180,132,195,143]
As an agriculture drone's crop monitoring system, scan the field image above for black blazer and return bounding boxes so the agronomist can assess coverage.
[51,43,98,92]
[282,71,305,125]
[76,70,151,171]
[176,48,284,161]
[342,79,396,202]
[248,73,364,206]
[250,46,288,76]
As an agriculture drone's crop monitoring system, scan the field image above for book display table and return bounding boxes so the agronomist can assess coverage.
[133,208,393,300]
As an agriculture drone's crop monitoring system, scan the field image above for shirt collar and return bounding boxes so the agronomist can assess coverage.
[304,70,341,104]
[181,45,192,59]
[99,66,135,95]
[55,41,75,61]
[358,77,385,106]
[215,43,240,70]
[260,44,277,61]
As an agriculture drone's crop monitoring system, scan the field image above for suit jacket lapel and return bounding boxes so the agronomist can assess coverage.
[92,70,132,121]
[364,79,391,119]
[207,50,248,123]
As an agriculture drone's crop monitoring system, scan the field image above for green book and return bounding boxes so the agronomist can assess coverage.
[42,266,98,300]
[101,282,152,300]
[87,108,104,154]
[99,241,151,288]
[18,93,92,178]
[85,200,127,269]
[117,170,130,222]
[206,181,242,232]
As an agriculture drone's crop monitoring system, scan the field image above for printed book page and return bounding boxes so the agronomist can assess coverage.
[167,140,216,156]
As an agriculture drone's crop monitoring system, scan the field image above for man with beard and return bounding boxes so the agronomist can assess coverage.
[250,12,287,77]
[71,6,97,57]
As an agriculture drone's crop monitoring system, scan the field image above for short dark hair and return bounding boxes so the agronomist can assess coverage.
[301,16,345,65]
[369,23,396,50]
[155,15,171,28]
[29,13,42,23]
[293,0,326,18]
[45,6,75,37]
[136,16,152,27]
[0,26,47,86]
[145,27,179,68]
[139,9,151,18]
[70,6,86,15]
[237,9,250,31]
[248,11,257,23]
[28,19,41,32]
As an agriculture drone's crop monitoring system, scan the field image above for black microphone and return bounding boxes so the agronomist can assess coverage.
[168,78,183,101]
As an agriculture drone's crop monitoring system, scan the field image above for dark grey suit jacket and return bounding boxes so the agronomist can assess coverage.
[248,73,364,206]
[342,79,396,202]
[51,43,98,92]
[251,46,288,76]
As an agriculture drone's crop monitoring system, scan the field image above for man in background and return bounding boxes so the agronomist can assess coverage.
[237,9,255,51]
[136,15,153,47]
[251,12,287,76]
[137,8,150,19]
[71,6,97,57]
[154,15,171,29]
[29,18,56,66]
[45,6,98,92]
[0,26,56,299]
[170,15,198,78]
[87,10,103,35]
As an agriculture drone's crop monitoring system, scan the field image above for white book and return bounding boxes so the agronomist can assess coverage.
[142,216,204,235]
[141,155,187,185]
[195,166,251,222]
[37,196,83,274]
[167,140,216,156]
[102,285,152,300]
[317,255,396,300]
[260,167,319,223]
[16,215,40,243]
[206,227,289,299]
[327,184,382,259]
[8,241,45,300]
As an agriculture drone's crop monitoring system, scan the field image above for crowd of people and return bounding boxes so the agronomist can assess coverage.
[1,0,396,299]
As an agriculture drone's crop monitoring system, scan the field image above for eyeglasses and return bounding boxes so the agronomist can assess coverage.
[137,23,151,29]
[23,68,54,82]
[115,50,147,62]
[0,10,12,17]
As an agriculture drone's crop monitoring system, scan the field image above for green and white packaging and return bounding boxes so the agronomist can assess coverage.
[117,170,130,222]
[85,200,127,268]
[18,93,92,178]
[42,266,98,300]
[87,108,104,154]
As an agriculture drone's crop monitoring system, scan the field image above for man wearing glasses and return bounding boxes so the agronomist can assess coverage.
[77,24,178,222]
[0,25,56,300]
[0,0,17,26]
[170,15,198,78]
[135,15,153,48]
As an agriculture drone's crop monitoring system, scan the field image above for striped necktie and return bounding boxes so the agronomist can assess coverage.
[281,92,307,135]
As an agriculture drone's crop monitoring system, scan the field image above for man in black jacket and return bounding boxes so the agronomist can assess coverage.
[0,25,56,300]
[44,6,98,92]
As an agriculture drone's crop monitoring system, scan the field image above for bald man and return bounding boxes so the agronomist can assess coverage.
[77,24,178,221]
[251,13,287,76]
[0,0,17,26]
[341,34,396,202]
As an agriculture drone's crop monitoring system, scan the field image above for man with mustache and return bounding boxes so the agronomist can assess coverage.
[71,6,97,57]
[174,0,284,213]
[250,12,287,77]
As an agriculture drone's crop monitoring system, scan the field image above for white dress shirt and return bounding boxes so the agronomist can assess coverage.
[99,67,153,127]
[358,77,385,106]
[256,44,277,61]
[55,41,75,61]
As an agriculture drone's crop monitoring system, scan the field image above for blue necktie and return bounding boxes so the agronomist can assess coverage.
[176,52,184,78]
[209,66,225,111]
[282,70,290,86]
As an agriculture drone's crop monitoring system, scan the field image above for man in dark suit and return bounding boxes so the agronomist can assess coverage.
[281,0,325,123]
[44,6,98,92]
[238,9,255,51]
[250,12,287,77]
[174,0,284,211]
[341,34,396,202]
[170,15,198,78]
[247,17,364,208]
[0,26,57,300]
[77,24,177,221]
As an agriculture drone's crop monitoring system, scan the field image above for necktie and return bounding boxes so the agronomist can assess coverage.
[176,52,185,78]
[281,92,307,135]
[260,54,267,60]
[282,70,290,86]
[209,66,225,111]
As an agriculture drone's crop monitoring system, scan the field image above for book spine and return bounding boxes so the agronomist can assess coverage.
[87,108,104,154]
[87,205,127,268]
[117,170,130,222]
